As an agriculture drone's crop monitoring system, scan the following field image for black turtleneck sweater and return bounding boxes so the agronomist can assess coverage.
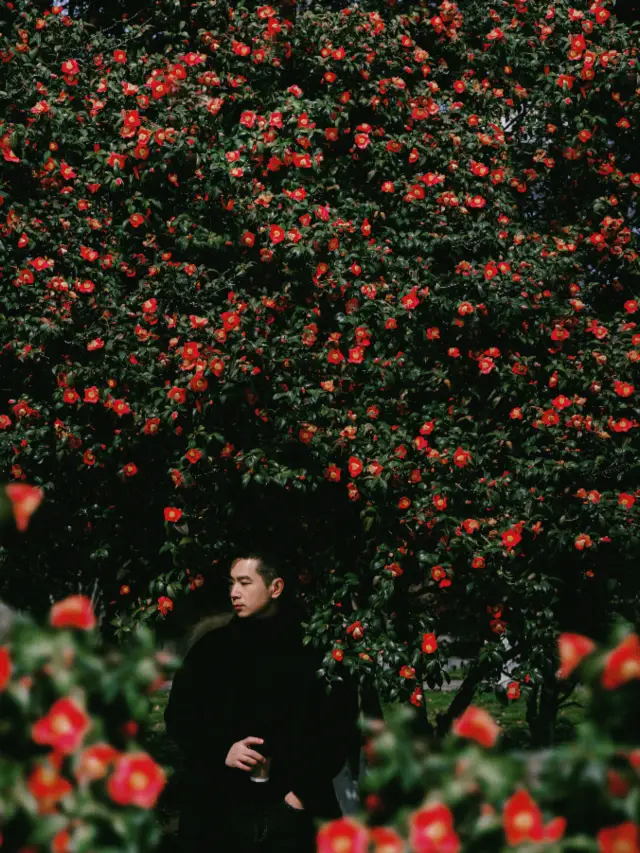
[165,607,357,821]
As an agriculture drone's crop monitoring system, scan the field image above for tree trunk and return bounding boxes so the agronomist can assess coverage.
[526,667,559,747]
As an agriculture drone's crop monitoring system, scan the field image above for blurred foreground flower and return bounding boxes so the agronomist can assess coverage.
[4,483,43,532]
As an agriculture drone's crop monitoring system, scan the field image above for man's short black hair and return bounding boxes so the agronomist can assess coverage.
[234,552,284,588]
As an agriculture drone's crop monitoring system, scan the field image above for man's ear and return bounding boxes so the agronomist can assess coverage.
[271,577,284,600]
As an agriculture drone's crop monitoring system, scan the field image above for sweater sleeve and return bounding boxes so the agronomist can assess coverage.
[287,658,359,809]
[164,630,232,769]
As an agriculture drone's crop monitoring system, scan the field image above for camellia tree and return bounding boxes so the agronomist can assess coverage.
[1,0,639,740]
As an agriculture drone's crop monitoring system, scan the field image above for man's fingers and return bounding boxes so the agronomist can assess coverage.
[245,749,265,763]
[236,761,252,771]
[243,737,264,746]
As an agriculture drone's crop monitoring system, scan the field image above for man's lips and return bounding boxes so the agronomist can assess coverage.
[233,604,243,609]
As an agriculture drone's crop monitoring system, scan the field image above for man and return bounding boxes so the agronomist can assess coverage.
[164,553,358,853]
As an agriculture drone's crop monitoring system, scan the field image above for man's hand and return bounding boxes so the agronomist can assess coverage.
[225,737,266,772]
[284,791,304,811]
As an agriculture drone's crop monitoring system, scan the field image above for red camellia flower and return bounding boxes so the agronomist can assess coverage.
[317,817,369,853]
[269,224,285,244]
[325,464,341,482]
[614,380,635,397]
[83,450,96,467]
[386,562,403,578]
[557,633,596,679]
[0,647,11,692]
[611,418,634,433]
[50,595,96,630]
[158,596,173,615]
[33,697,91,754]
[221,311,241,332]
[503,789,566,846]
[552,394,572,410]
[593,5,610,23]
[409,802,460,853]
[410,686,423,707]
[129,213,145,228]
[501,524,523,550]
[348,456,363,477]
[239,110,257,128]
[346,621,364,641]
[619,493,635,509]
[484,261,498,280]
[74,743,120,783]
[210,357,225,377]
[143,418,160,435]
[369,826,404,853]
[431,565,447,583]
[478,356,495,374]
[61,59,79,75]
[490,618,507,635]
[602,634,640,690]
[167,386,187,404]
[185,448,202,464]
[573,532,593,550]
[506,681,521,700]
[332,648,344,662]
[27,753,73,808]
[106,752,166,808]
[597,822,639,853]
[52,828,72,853]
[422,633,438,654]
[452,706,500,748]
[402,289,420,310]
[400,665,416,679]
[111,399,131,417]
[5,483,43,532]
[164,507,183,523]
[452,447,471,467]
[540,408,559,426]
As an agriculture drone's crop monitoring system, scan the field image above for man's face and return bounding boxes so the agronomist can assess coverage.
[229,558,281,618]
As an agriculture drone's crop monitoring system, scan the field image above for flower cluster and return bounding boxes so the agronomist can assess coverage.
[317,629,640,853]
[0,593,175,851]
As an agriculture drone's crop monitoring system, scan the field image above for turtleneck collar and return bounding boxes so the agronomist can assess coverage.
[230,605,303,647]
